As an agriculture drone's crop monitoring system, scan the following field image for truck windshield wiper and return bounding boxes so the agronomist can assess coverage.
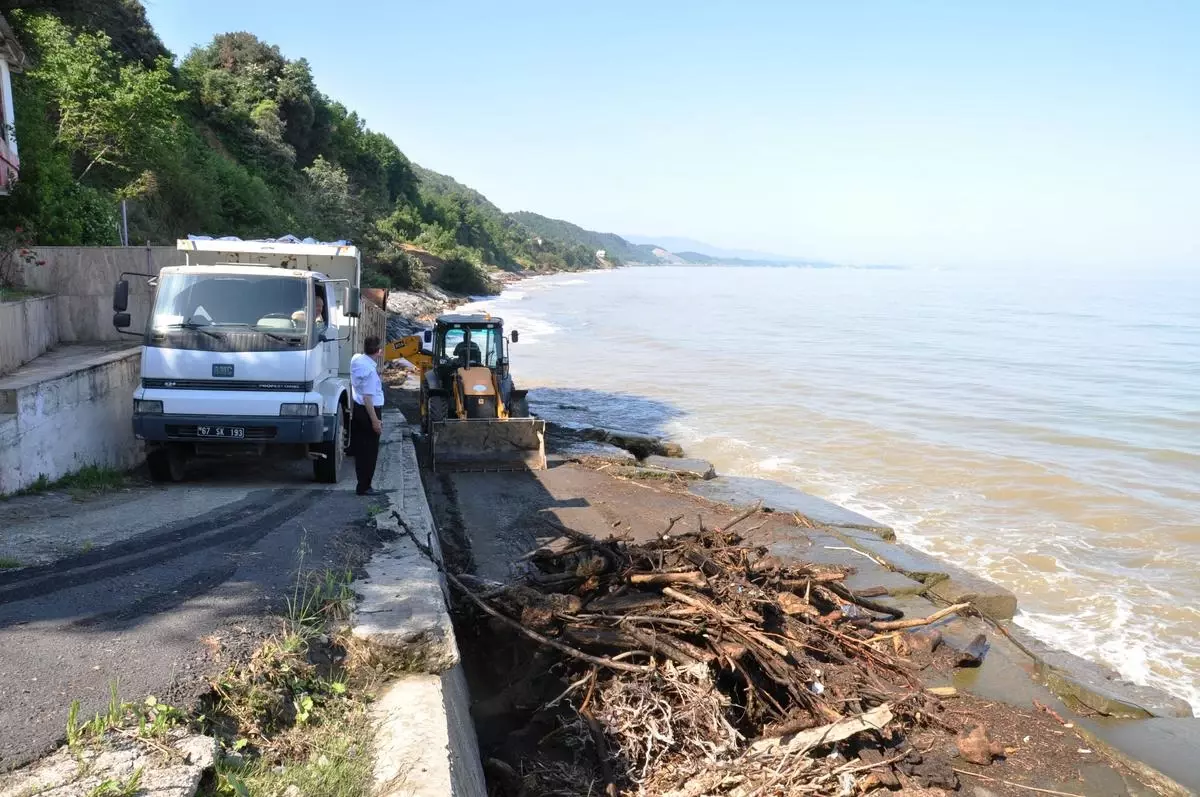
[160,321,223,341]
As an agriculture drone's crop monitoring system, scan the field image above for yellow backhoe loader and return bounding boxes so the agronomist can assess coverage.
[384,313,546,471]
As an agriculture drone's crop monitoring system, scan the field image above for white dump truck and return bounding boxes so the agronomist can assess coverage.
[113,236,363,483]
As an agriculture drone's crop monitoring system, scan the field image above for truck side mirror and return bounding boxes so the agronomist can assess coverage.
[113,279,129,312]
[113,312,131,329]
[346,287,361,318]
[510,329,519,343]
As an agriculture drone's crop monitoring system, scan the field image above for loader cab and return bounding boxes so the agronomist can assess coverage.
[432,314,510,375]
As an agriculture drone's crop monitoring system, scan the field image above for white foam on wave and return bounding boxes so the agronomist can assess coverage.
[1018,601,1200,713]
[453,296,561,345]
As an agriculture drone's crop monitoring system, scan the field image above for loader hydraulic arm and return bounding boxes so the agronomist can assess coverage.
[384,334,433,375]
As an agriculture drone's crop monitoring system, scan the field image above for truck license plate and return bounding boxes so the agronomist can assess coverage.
[197,426,245,439]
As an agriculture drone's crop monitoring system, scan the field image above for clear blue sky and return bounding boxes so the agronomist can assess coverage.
[144,0,1198,269]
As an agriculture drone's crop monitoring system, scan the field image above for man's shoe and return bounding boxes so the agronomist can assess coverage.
[357,488,381,496]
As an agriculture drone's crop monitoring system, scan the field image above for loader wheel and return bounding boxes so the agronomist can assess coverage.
[147,446,186,483]
[511,396,530,418]
[428,395,450,424]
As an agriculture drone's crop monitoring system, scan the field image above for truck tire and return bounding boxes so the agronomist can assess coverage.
[313,405,347,483]
[510,396,530,418]
[147,446,186,483]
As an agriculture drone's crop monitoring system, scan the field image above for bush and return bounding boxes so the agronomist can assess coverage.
[437,256,497,296]
[367,247,428,291]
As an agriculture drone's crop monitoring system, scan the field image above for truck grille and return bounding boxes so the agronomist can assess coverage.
[143,379,311,391]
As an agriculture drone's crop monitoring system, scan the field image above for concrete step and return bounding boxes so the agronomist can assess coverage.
[0,343,143,495]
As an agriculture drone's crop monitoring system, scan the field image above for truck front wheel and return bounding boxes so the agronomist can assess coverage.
[147,446,186,483]
[313,406,347,484]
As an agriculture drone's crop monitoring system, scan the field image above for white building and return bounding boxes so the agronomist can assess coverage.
[0,14,28,195]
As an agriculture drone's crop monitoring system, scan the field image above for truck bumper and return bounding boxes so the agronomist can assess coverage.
[133,413,331,445]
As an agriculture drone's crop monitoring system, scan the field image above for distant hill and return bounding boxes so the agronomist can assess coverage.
[509,211,660,264]
[624,235,814,264]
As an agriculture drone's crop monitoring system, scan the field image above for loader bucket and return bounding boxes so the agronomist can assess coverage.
[430,418,547,472]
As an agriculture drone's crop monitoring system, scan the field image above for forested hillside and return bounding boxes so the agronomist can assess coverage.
[509,211,659,265]
[0,0,659,294]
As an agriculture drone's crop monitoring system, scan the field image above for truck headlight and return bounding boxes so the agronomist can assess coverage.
[135,399,163,414]
[280,403,319,417]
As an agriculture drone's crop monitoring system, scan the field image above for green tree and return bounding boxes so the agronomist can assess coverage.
[298,156,361,241]
[20,13,182,188]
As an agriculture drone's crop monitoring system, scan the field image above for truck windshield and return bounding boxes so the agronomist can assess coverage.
[440,326,501,367]
[148,273,310,351]
[152,273,307,330]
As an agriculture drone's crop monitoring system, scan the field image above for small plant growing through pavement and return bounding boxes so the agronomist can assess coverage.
[64,681,187,750]
[85,767,143,797]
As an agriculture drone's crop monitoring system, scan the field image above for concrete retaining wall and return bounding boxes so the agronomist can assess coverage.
[16,246,389,347]
[0,296,58,377]
[0,347,143,494]
[16,246,179,344]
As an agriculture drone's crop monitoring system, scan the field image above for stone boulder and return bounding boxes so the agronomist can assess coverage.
[581,427,684,459]
[641,455,716,480]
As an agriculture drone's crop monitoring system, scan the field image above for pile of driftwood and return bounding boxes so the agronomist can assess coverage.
[436,507,977,796]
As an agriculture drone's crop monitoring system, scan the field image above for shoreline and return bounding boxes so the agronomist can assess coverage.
[425,266,1199,716]
[382,271,1200,794]
[407,408,1198,795]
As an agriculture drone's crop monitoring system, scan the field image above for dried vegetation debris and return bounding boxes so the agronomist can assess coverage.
[432,506,1038,797]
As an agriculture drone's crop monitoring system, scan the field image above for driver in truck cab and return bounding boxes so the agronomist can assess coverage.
[291,293,326,331]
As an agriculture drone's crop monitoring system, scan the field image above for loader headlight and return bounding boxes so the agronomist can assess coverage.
[280,403,319,417]
[135,399,163,414]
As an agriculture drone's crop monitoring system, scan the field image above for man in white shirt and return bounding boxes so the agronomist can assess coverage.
[350,335,385,496]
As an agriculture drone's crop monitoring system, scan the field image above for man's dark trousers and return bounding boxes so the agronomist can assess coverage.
[351,402,381,494]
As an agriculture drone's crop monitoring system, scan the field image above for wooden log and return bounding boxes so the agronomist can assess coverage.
[622,625,714,666]
[824,579,903,619]
[628,571,709,588]
[585,591,666,612]
[718,499,763,533]
[870,602,969,631]
[748,703,894,756]
[443,570,652,674]
[662,587,791,658]
[564,626,712,667]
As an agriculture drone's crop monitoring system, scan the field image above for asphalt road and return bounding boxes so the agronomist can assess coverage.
[0,442,397,772]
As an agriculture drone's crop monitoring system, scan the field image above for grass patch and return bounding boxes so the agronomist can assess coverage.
[205,698,373,797]
[9,465,129,500]
[0,286,44,302]
[56,537,381,797]
[197,555,378,797]
[0,557,21,569]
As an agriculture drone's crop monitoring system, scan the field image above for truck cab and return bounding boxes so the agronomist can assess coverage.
[113,237,362,483]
